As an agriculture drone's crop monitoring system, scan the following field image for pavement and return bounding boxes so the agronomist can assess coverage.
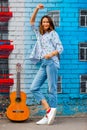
[0,116,87,130]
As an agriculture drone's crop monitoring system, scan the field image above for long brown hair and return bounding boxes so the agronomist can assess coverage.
[39,15,55,35]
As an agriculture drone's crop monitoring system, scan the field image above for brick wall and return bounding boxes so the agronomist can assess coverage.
[9,0,25,92]
[9,0,87,117]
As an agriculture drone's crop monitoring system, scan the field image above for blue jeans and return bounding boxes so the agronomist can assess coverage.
[30,59,58,108]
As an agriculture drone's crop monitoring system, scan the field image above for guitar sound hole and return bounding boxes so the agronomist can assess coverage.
[16,98,21,102]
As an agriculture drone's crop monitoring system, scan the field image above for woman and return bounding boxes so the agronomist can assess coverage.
[29,4,63,125]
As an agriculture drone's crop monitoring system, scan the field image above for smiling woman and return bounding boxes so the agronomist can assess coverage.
[39,15,55,34]
[29,3,63,125]
[42,17,50,30]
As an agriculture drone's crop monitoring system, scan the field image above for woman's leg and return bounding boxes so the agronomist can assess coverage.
[30,65,50,110]
[46,62,58,108]
[44,61,58,124]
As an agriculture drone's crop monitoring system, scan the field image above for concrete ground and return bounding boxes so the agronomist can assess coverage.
[0,117,87,130]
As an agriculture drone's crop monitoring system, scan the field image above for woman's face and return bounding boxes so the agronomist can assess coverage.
[42,17,50,31]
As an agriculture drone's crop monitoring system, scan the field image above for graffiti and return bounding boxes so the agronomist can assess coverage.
[0,0,13,117]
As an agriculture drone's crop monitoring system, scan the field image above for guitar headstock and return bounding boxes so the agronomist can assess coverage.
[16,63,22,72]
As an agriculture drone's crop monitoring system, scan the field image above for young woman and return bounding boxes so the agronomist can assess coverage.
[29,4,63,125]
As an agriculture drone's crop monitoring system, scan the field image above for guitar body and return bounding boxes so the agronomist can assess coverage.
[6,91,30,121]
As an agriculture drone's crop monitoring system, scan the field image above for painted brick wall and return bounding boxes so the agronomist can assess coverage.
[9,0,87,117]
[9,0,25,92]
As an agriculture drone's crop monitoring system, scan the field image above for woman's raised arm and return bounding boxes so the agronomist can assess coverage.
[30,4,44,25]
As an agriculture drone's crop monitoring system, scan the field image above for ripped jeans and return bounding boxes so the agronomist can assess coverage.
[30,58,58,108]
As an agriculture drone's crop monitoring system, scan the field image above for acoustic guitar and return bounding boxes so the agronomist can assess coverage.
[6,63,30,121]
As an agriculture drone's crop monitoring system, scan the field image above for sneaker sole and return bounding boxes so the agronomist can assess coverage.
[36,121,48,125]
[48,109,56,125]
[36,117,48,125]
[36,122,48,125]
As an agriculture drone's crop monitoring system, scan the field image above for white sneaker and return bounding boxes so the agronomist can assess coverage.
[47,108,56,125]
[36,116,48,125]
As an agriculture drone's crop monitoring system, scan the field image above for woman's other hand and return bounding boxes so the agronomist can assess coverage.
[37,4,44,9]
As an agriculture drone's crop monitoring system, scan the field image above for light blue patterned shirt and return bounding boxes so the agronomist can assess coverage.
[29,25,63,68]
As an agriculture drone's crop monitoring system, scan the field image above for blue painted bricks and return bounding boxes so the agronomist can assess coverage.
[24,0,87,116]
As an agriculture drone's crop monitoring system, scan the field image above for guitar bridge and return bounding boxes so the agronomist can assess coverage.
[13,110,24,113]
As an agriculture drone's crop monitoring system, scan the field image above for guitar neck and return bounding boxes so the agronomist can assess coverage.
[16,72,21,98]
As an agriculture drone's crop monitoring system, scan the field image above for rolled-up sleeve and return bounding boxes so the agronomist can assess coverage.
[51,31,63,54]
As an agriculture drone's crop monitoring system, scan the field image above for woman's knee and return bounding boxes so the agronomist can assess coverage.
[30,85,38,93]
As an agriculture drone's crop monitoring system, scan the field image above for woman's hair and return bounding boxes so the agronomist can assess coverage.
[39,15,55,35]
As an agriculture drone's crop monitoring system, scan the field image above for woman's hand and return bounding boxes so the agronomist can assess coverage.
[37,4,44,9]
[44,50,58,59]
[44,54,53,59]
